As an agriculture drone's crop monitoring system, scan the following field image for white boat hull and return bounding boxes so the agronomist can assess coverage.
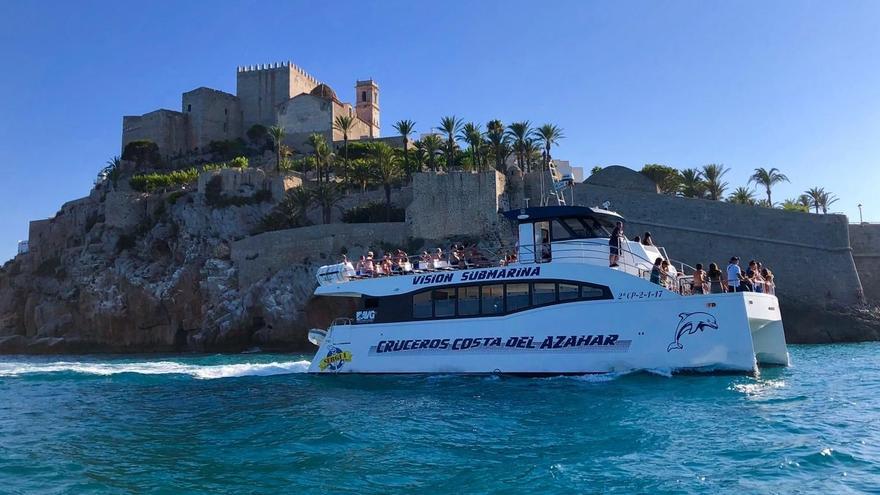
[307,291,788,375]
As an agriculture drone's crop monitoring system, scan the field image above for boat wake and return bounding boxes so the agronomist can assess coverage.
[0,360,312,379]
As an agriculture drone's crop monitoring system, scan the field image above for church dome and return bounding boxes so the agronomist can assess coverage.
[309,83,338,102]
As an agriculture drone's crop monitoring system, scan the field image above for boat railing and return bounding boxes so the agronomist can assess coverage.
[331,317,353,327]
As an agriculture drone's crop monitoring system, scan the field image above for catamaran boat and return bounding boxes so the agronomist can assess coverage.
[306,206,789,375]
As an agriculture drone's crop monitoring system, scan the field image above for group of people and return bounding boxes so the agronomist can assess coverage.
[689,257,776,295]
[343,243,493,278]
[608,221,658,267]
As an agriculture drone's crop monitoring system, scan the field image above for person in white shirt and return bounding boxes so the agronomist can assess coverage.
[726,256,743,292]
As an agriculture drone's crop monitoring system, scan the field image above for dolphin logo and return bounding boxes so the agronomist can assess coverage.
[667,312,719,352]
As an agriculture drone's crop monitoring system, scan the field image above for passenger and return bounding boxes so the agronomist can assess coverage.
[650,257,663,285]
[747,261,763,293]
[708,263,724,293]
[363,255,376,277]
[692,263,707,294]
[726,256,745,292]
[609,221,624,267]
[382,254,393,275]
[433,248,443,262]
[762,268,775,295]
[540,232,552,262]
[642,232,655,246]
[356,255,367,277]
[451,249,465,268]
[660,259,672,289]
[632,235,641,243]
[341,255,356,278]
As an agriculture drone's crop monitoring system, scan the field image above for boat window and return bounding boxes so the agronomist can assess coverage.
[433,288,457,317]
[581,285,606,300]
[481,284,504,315]
[458,286,480,316]
[413,291,432,319]
[552,218,591,241]
[532,283,556,306]
[506,283,530,311]
[558,283,579,301]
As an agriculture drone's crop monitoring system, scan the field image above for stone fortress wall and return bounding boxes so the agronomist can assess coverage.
[849,223,880,304]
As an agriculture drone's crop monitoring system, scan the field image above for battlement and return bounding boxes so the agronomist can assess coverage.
[237,60,319,86]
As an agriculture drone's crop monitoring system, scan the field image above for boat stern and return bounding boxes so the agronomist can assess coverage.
[743,292,790,366]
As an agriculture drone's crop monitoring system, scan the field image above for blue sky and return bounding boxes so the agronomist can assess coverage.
[1,1,879,261]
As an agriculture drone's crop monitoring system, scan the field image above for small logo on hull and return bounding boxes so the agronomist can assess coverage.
[667,312,719,352]
[319,346,352,371]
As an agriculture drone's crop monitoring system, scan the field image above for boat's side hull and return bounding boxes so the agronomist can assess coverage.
[307,292,786,374]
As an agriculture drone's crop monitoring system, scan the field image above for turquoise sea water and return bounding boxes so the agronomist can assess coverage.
[1,344,879,494]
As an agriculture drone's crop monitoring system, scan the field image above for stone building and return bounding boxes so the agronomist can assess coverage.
[121,61,381,158]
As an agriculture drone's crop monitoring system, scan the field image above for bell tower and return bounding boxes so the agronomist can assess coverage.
[355,79,380,138]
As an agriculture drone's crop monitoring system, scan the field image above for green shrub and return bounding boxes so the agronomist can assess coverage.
[130,168,199,192]
[122,140,161,167]
[342,201,405,223]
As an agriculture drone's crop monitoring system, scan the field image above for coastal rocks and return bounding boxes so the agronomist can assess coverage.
[781,299,880,344]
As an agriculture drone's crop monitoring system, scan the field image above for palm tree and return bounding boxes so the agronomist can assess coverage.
[749,167,789,206]
[306,133,324,183]
[805,187,824,214]
[393,119,416,175]
[311,182,344,224]
[523,138,542,175]
[268,126,285,172]
[437,116,463,170]
[412,140,428,172]
[421,134,444,171]
[781,198,809,212]
[535,124,564,204]
[702,163,729,200]
[505,121,535,173]
[333,115,355,169]
[679,168,705,198]
[99,155,122,186]
[346,158,373,193]
[369,142,405,221]
[819,189,839,214]
[797,194,812,210]
[486,120,510,172]
[727,186,757,205]
[458,122,484,172]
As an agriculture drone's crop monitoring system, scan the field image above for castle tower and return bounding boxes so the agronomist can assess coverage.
[355,79,380,138]
[236,61,319,131]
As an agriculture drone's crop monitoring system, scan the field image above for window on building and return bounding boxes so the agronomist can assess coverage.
[361,90,367,102]
[224,108,228,115]
[433,288,456,317]
[187,104,192,112]
[413,291,432,319]
[506,283,530,312]
[558,283,579,301]
[481,285,504,315]
[458,286,480,316]
[532,283,556,306]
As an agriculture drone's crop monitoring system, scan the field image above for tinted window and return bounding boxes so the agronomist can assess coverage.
[533,283,556,305]
[559,283,579,301]
[458,286,480,316]
[581,285,606,300]
[413,291,432,318]
[482,285,504,315]
[506,283,530,311]
[433,288,456,317]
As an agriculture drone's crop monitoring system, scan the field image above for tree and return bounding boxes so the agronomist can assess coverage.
[805,187,824,214]
[798,194,812,210]
[121,140,161,169]
[246,124,269,147]
[311,182,344,224]
[437,116,463,170]
[727,186,757,205]
[259,186,313,232]
[641,164,681,195]
[268,126,285,172]
[702,163,729,200]
[535,124,565,204]
[678,168,706,198]
[458,122,485,172]
[505,121,535,173]
[781,198,809,212]
[333,115,355,169]
[393,119,416,176]
[98,155,122,186]
[345,158,373,193]
[818,189,839,214]
[412,140,428,172]
[486,120,510,172]
[590,166,603,176]
[307,133,328,183]
[421,134,444,171]
[749,167,789,206]
[369,142,405,221]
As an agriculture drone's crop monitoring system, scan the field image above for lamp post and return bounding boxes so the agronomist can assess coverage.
[858,203,863,224]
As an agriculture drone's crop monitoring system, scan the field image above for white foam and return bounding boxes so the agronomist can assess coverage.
[0,360,311,379]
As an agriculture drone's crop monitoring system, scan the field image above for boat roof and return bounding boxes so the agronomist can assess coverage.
[502,206,624,226]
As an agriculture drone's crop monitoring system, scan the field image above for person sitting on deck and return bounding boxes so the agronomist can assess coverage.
[609,221,624,267]
[650,257,663,285]
[692,263,707,294]
[708,263,725,293]
[341,255,356,278]
[660,259,672,289]
[632,235,641,243]
[642,232,655,246]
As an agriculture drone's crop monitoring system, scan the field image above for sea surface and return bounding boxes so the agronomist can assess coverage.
[1,344,879,494]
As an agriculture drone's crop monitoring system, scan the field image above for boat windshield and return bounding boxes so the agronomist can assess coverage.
[550,217,611,241]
